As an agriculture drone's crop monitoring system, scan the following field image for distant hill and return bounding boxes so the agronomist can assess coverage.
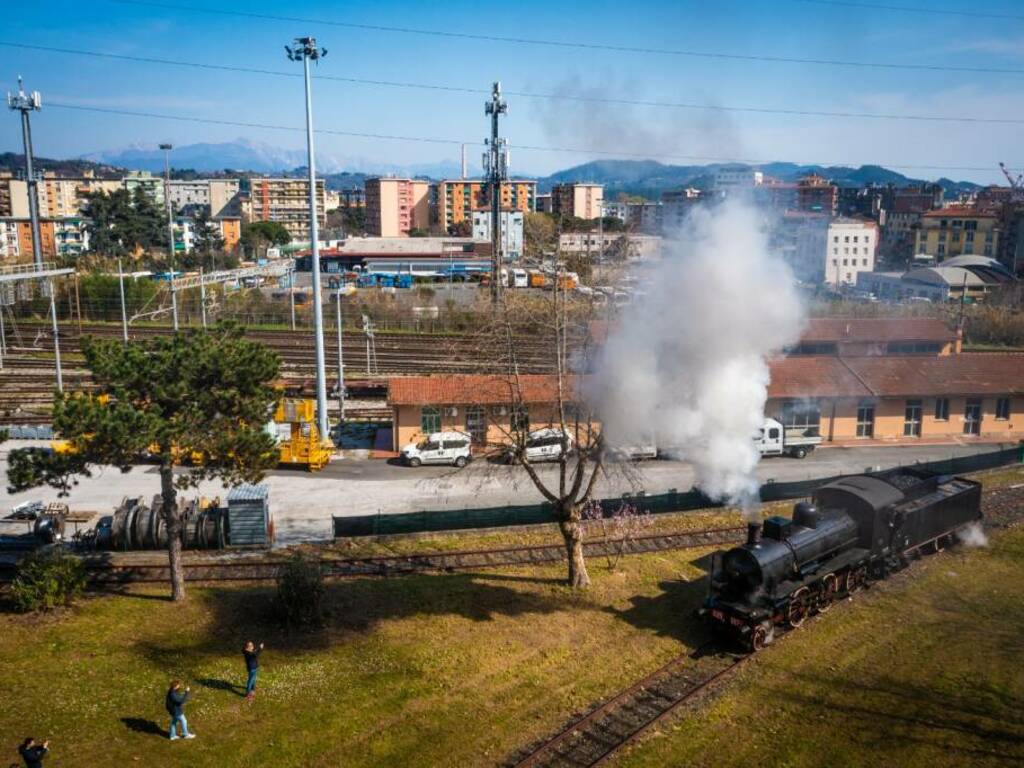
[0,152,123,178]
[535,160,982,200]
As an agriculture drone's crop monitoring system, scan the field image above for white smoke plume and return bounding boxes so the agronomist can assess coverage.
[591,201,805,515]
[956,522,988,548]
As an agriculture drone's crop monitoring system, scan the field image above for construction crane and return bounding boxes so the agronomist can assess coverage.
[999,162,1024,200]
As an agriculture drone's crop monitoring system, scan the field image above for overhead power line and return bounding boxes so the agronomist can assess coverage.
[792,0,1024,21]
[6,41,1024,126]
[45,101,1020,174]
[107,0,1024,75]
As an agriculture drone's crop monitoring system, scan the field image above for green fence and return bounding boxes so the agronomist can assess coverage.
[333,444,1024,538]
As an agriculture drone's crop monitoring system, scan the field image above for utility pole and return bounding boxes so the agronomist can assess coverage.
[118,257,128,342]
[287,36,330,440]
[461,143,467,179]
[9,78,62,392]
[199,267,207,329]
[335,289,345,421]
[160,143,179,330]
[289,268,296,331]
[484,81,508,304]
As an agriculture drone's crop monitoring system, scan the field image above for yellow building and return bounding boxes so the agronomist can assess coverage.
[248,177,326,242]
[436,179,536,230]
[364,177,430,237]
[915,207,999,260]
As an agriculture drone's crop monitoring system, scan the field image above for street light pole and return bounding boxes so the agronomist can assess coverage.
[160,143,179,330]
[9,78,62,392]
[335,289,345,422]
[287,37,330,440]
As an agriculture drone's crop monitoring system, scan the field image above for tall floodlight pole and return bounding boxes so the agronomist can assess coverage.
[287,37,330,439]
[484,82,508,303]
[335,289,345,421]
[160,143,179,330]
[9,78,62,392]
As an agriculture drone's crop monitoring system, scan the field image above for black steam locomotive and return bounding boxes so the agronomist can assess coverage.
[701,469,982,651]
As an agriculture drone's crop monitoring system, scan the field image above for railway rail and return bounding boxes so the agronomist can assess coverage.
[504,483,1024,767]
[0,525,747,584]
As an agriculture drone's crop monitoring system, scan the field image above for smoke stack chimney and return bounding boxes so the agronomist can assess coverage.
[746,522,761,547]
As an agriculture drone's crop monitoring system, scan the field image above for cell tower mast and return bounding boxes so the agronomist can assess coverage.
[484,82,508,303]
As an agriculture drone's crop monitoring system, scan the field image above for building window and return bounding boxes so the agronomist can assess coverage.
[853,235,859,243]
[856,402,875,438]
[964,398,982,435]
[934,398,949,421]
[862,259,868,266]
[420,406,441,435]
[465,406,487,445]
[780,400,821,437]
[904,399,922,437]
[996,397,1011,421]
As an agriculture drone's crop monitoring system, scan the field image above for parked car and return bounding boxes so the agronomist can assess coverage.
[401,431,472,467]
[503,428,574,464]
[607,441,659,462]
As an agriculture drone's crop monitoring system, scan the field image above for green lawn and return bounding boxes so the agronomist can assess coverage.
[0,547,709,767]
[618,525,1024,768]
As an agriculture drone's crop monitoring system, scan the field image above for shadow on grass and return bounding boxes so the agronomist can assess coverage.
[195,677,246,697]
[136,570,579,666]
[120,717,165,737]
[604,552,714,649]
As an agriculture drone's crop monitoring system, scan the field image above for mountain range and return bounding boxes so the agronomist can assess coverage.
[0,138,985,199]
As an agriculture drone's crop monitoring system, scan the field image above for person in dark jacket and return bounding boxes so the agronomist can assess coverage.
[18,737,48,767]
[165,680,195,740]
[243,641,264,700]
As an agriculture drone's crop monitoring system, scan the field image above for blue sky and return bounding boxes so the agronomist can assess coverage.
[2,0,1024,182]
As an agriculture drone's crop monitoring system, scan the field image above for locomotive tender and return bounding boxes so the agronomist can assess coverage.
[702,469,982,651]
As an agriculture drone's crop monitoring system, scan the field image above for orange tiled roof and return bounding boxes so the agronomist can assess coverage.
[843,353,1024,397]
[800,318,956,344]
[921,207,996,219]
[387,374,573,406]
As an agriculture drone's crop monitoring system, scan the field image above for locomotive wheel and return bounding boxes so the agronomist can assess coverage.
[750,622,772,652]
[786,587,810,628]
[931,536,946,554]
[817,573,838,613]
[847,566,867,593]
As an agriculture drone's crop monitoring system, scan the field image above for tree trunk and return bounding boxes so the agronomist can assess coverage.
[160,464,186,601]
[559,513,590,589]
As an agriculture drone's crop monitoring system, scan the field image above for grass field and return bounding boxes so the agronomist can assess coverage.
[0,545,710,767]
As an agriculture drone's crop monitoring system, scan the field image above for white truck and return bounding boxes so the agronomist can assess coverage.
[755,418,822,459]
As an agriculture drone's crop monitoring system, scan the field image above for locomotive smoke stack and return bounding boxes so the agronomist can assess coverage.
[746,521,761,547]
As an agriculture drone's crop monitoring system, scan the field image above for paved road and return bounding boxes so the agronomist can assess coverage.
[0,440,1014,545]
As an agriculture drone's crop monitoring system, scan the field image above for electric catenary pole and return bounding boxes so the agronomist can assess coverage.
[287,37,331,440]
[160,143,179,330]
[484,82,508,303]
[8,78,62,392]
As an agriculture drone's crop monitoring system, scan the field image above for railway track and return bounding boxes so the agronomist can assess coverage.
[0,525,747,585]
[505,483,1024,768]
[509,645,744,768]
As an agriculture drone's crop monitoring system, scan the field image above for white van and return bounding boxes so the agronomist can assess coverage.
[401,431,473,467]
[509,268,528,288]
[504,428,574,464]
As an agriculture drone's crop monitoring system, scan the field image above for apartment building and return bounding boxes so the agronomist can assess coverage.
[915,207,999,260]
[248,177,327,242]
[0,217,90,261]
[364,177,431,237]
[551,183,604,220]
[471,209,524,260]
[797,174,838,216]
[168,179,242,218]
[713,168,764,191]
[0,172,121,219]
[826,217,878,287]
[123,171,165,207]
[436,179,536,229]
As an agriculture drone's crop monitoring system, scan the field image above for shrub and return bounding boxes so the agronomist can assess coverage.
[10,548,87,613]
[276,552,325,628]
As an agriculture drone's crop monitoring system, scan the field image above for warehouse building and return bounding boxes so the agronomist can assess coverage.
[387,318,1024,451]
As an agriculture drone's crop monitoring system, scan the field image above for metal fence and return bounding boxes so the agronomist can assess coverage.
[333,444,1024,538]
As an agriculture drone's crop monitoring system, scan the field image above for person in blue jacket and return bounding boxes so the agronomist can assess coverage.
[18,737,49,767]
[243,641,265,701]
[165,680,195,740]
